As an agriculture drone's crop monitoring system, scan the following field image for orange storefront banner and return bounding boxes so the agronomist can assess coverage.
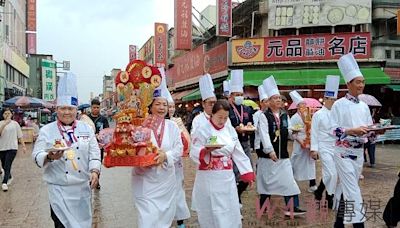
[231,38,265,63]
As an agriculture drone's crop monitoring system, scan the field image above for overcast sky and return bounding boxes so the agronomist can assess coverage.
[37,0,218,103]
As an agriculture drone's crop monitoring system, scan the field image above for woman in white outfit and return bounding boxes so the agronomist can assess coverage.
[131,86,183,228]
[167,95,191,228]
[191,99,254,228]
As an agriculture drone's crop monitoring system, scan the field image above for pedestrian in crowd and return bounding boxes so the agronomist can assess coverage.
[253,85,269,159]
[331,53,382,228]
[31,117,40,141]
[190,99,254,227]
[0,108,26,191]
[311,75,340,209]
[78,107,95,133]
[32,72,101,228]
[166,76,191,228]
[228,69,255,207]
[364,107,377,168]
[289,90,317,192]
[88,98,109,189]
[256,76,306,216]
[383,169,400,228]
[131,79,183,228]
[190,74,218,134]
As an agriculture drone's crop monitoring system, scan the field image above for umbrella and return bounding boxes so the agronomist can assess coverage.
[4,96,49,108]
[243,99,259,109]
[41,108,51,113]
[78,104,90,110]
[288,98,322,110]
[358,94,382,107]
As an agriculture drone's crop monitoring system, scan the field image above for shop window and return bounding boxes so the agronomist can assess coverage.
[395,51,400,60]
[386,50,392,59]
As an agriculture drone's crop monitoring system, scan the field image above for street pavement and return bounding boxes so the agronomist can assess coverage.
[0,142,399,228]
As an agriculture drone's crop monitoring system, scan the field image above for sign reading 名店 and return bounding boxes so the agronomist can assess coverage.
[154,23,168,68]
[174,0,192,50]
[129,45,137,62]
[267,0,372,30]
[216,0,232,37]
[231,32,371,63]
[41,59,56,101]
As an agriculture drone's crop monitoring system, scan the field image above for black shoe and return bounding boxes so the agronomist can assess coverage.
[314,190,323,201]
[284,207,306,216]
[327,194,334,209]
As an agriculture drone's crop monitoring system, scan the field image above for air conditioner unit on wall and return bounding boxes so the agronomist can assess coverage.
[259,1,269,15]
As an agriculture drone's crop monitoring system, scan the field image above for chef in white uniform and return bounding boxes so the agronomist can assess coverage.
[191,74,218,134]
[32,72,101,228]
[164,75,191,228]
[289,91,317,192]
[131,72,184,228]
[253,85,269,158]
[191,99,254,228]
[223,80,230,99]
[311,75,340,209]
[257,76,305,216]
[331,53,374,228]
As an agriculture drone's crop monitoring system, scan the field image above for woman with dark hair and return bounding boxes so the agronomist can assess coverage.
[131,84,183,227]
[0,108,26,191]
[190,99,254,227]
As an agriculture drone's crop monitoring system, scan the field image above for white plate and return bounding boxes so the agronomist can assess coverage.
[205,144,225,148]
[46,146,71,152]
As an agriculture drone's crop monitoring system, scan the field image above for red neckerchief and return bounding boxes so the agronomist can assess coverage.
[57,120,78,147]
[231,104,244,124]
[142,114,166,148]
[155,119,165,148]
[210,118,224,131]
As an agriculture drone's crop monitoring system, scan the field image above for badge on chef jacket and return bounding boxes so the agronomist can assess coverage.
[79,132,90,142]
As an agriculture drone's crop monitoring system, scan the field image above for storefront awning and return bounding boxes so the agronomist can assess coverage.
[386,85,400,91]
[171,89,195,101]
[182,83,222,102]
[236,68,391,86]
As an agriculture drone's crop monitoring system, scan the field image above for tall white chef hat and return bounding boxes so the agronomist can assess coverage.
[199,73,215,101]
[57,72,78,107]
[223,80,230,96]
[263,75,280,98]
[289,90,304,106]
[230,69,244,93]
[324,75,340,99]
[337,53,363,83]
[153,67,171,101]
[258,85,268,101]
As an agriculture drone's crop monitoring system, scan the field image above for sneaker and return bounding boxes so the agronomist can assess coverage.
[284,207,306,216]
[308,185,318,193]
[2,183,8,192]
[7,176,13,185]
[369,164,376,168]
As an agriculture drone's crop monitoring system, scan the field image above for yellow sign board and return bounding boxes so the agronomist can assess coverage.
[231,38,265,63]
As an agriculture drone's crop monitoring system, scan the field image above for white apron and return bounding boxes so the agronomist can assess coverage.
[290,113,316,181]
[256,158,301,196]
[48,183,92,228]
[131,120,183,228]
[333,147,365,224]
[319,144,337,195]
[192,170,241,228]
[174,158,190,220]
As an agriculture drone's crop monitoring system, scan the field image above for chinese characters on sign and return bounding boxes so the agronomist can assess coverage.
[41,59,56,101]
[232,32,370,63]
[216,0,232,37]
[154,23,168,68]
[27,0,36,31]
[129,45,137,62]
[203,42,228,75]
[174,0,192,50]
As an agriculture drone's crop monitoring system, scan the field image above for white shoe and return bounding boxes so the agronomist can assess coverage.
[7,176,13,185]
[2,183,8,192]
[308,185,318,193]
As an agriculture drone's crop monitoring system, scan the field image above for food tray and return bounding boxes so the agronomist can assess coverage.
[104,153,157,168]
